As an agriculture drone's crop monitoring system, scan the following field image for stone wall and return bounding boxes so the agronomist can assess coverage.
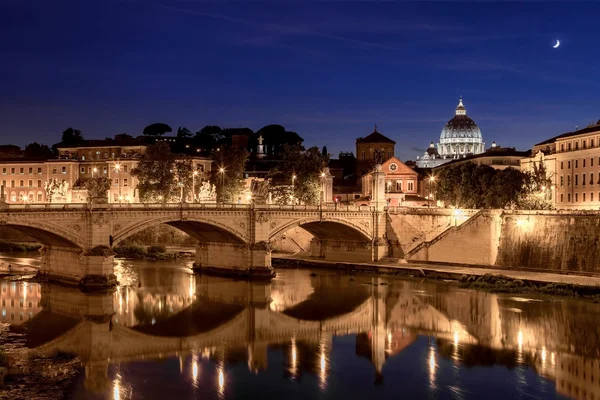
[270,227,313,253]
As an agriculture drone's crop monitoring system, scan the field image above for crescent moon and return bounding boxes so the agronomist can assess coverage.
[553,39,560,48]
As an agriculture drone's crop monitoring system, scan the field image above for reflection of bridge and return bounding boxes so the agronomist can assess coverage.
[0,202,388,286]
[14,269,600,399]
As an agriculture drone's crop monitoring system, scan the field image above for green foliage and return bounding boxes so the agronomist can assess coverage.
[147,244,166,254]
[211,145,249,203]
[84,176,111,199]
[114,244,147,258]
[255,124,303,156]
[519,161,554,210]
[436,163,526,209]
[60,128,84,145]
[268,144,328,205]
[143,123,172,136]
[176,126,192,138]
[132,142,193,202]
[24,142,53,158]
[0,240,41,252]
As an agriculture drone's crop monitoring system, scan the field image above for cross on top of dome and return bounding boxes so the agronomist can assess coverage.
[456,96,466,116]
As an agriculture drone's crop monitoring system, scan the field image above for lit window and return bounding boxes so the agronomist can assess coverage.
[124,179,128,187]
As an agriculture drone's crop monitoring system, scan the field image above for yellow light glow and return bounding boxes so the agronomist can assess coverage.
[93,167,98,173]
[115,164,121,171]
[113,377,121,400]
[217,364,225,396]
[290,338,298,379]
[193,171,198,176]
[541,347,547,364]
[518,330,523,347]
[219,167,225,173]
[453,331,459,346]
[321,172,325,177]
[429,176,435,182]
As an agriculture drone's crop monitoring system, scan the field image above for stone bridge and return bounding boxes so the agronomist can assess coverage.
[0,203,387,286]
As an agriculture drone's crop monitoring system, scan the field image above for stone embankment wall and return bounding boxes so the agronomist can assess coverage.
[406,210,600,274]
[270,227,313,254]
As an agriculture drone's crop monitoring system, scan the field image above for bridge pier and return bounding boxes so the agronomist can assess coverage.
[39,246,117,288]
[193,241,274,279]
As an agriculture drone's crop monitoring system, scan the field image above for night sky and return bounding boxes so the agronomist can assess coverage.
[2,1,600,161]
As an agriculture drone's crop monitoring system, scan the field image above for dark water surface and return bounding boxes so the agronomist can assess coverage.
[2,258,599,399]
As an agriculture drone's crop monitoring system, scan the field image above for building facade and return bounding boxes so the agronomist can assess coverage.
[522,121,600,210]
[416,98,486,168]
[360,156,419,206]
[356,126,396,181]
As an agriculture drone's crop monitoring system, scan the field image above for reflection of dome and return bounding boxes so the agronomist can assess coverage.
[440,98,482,142]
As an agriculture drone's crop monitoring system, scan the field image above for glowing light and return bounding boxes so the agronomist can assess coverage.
[429,176,435,182]
[290,338,298,379]
[320,172,325,177]
[428,345,437,389]
[115,164,121,172]
[541,185,546,191]
[193,171,199,176]
[541,347,547,363]
[217,363,225,396]
[219,167,225,173]
[318,337,328,390]
[192,353,199,385]
[551,352,555,365]
[113,377,121,400]
[517,330,523,347]
[22,282,27,303]
[292,174,296,180]
[93,167,98,173]
[453,330,459,347]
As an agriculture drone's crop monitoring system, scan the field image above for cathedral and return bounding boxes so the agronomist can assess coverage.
[416,98,485,168]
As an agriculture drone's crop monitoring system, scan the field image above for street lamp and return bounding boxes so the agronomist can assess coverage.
[219,167,225,203]
[192,170,199,203]
[292,174,296,205]
[320,171,326,206]
[428,176,436,208]
[92,167,98,178]
[115,163,121,203]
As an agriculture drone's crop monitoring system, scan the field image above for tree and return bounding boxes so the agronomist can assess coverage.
[322,146,328,159]
[143,123,172,137]
[267,144,328,205]
[255,124,303,156]
[61,128,84,146]
[210,145,249,203]
[176,127,192,139]
[519,161,554,210]
[24,142,53,158]
[84,176,111,199]
[132,142,179,202]
[487,168,526,209]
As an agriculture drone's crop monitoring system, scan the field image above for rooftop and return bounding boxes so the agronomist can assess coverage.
[356,126,396,144]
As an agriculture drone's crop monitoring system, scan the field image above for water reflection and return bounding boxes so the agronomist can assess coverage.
[4,264,600,399]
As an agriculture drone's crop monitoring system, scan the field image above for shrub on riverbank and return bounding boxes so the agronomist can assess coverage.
[114,243,175,260]
[459,273,600,301]
[147,245,166,254]
[0,240,41,252]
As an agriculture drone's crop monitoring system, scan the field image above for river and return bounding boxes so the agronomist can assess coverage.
[1,254,599,399]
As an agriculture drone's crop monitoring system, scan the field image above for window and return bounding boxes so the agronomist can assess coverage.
[10,181,15,188]
[37,180,41,188]
[52,168,57,174]
[576,193,579,202]
[81,155,85,161]
[593,158,595,167]
[197,165,204,173]
[28,180,32,187]
[10,192,15,202]
[583,141,587,149]
[1,168,5,175]
[19,180,23,188]
[37,168,42,174]
[37,193,42,202]
[591,173,595,185]
[123,165,128,173]
[361,151,365,161]
[561,144,565,152]
[61,166,66,174]
[28,168,32,174]
[103,167,107,174]
[388,151,391,159]
[568,161,571,169]
[114,179,119,187]
[407,181,414,191]
[1,180,5,188]
[584,159,586,168]
[19,168,23,174]
[583,174,586,185]
[583,193,586,202]
[396,181,402,191]
[560,161,564,170]
[575,160,578,168]
[592,139,596,148]
[592,193,595,202]
[103,152,108,159]
[10,168,15,174]
[80,167,85,173]
[575,175,578,186]
[88,167,92,174]
[560,176,564,186]
[568,143,572,151]
[123,179,128,187]
[568,176,571,186]
[576,142,579,150]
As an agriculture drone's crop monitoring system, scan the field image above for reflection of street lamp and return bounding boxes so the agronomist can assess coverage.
[428,176,436,208]
[192,170,199,203]
[219,167,225,203]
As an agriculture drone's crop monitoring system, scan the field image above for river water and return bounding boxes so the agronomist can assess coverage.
[1,255,599,399]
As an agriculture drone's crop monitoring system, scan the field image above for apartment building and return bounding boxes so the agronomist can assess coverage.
[0,134,212,204]
[522,121,600,210]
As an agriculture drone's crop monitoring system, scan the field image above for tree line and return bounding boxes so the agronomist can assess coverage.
[435,162,553,209]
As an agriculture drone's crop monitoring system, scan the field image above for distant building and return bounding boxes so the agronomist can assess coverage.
[433,143,530,172]
[359,156,420,207]
[416,98,485,168]
[521,119,600,210]
[355,126,396,181]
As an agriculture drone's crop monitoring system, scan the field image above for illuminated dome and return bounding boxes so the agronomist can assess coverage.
[438,98,485,157]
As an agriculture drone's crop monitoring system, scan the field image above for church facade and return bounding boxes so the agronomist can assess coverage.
[416,98,485,168]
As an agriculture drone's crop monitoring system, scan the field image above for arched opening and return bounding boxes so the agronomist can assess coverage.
[0,223,83,252]
[270,219,373,263]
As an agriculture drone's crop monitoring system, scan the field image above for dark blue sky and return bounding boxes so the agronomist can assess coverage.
[2,1,600,160]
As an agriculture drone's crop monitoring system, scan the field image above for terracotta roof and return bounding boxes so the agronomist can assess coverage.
[356,127,395,144]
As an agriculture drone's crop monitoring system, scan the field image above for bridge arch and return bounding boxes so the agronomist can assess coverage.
[1,221,86,249]
[112,216,248,247]
[270,217,372,243]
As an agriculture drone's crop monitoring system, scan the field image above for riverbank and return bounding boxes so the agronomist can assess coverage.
[273,255,600,299]
[114,244,193,261]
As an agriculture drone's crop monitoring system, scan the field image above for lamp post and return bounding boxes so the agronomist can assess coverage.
[428,176,435,208]
[320,171,325,207]
[192,170,199,203]
[292,174,296,205]
[92,167,97,178]
[219,167,225,203]
[115,163,121,203]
